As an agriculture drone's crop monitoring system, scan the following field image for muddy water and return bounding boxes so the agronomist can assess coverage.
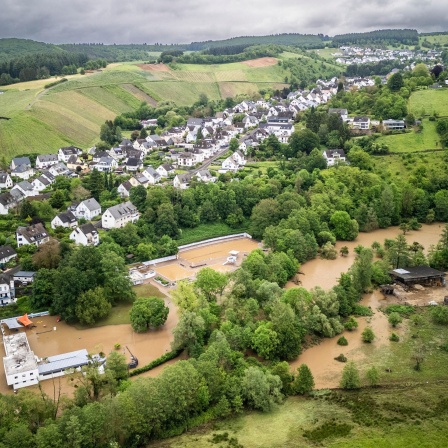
[288,223,445,388]
[0,297,178,395]
[288,224,444,290]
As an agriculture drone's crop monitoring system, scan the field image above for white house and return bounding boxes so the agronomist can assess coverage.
[13,271,35,284]
[0,245,17,265]
[328,108,348,122]
[232,150,246,166]
[70,223,100,246]
[0,173,13,189]
[0,192,20,215]
[173,173,192,190]
[117,181,133,198]
[16,223,49,248]
[221,156,240,171]
[10,157,31,171]
[0,275,15,306]
[11,181,38,198]
[352,116,370,130]
[49,162,71,177]
[142,166,161,184]
[323,149,346,166]
[177,152,195,167]
[383,119,405,130]
[32,176,52,192]
[102,201,140,229]
[92,157,118,172]
[36,154,58,169]
[69,198,101,220]
[51,211,78,229]
[156,163,175,178]
[196,170,216,183]
[58,146,83,162]
[11,164,34,180]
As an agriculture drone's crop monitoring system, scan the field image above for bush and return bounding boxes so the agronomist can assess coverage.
[362,327,375,343]
[129,349,183,377]
[337,336,348,346]
[353,305,373,316]
[432,306,448,325]
[389,332,400,342]
[344,317,359,331]
[385,304,415,317]
[388,312,403,328]
[44,78,68,89]
[334,353,348,362]
[114,343,121,350]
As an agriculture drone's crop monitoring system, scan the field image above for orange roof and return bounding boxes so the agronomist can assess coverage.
[17,314,32,327]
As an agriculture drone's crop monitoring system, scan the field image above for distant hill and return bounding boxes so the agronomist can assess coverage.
[0,38,64,61]
[188,33,327,51]
[332,29,419,46]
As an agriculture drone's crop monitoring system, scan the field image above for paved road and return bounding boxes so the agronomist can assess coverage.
[190,146,230,174]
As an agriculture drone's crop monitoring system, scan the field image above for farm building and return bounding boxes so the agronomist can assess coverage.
[390,266,446,287]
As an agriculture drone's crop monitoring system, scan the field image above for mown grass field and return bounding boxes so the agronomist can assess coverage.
[420,33,448,46]
[409,89,448,117]
[176,221,251,246]
[150,308,448,448]
[376,119,441,152]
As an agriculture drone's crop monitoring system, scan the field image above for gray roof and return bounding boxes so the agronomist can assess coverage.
[106,201,137,219]
[14,271,35,278]
[17,223,48,243]
[12,164,32,173]
[0,245,16,260]
[38,349,90,376]
[55,211,77,224]
[12,156,31,167]
[144,166,159,178]
[37,154,58,162]
[17,181,34,192]
[79,223,98,235]
[35,176,50,186]
[80,198,101,212]
[60,146,82,155]
[0,192,16,206]
[0,172,11,183]
[120,181,133,191]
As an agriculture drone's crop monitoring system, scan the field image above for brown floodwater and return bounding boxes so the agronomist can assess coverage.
[0,225,445,394]
[288,223,446,389]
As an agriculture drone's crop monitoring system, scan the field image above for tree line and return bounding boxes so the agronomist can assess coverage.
[332,29,419,46]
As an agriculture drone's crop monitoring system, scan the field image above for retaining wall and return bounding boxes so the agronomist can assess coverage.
[178,233,252,252]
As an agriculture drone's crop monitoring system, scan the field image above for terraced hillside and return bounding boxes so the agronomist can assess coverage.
[0,53,341,157]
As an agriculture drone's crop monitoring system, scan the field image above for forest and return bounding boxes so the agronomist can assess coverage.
[332,29,419,46]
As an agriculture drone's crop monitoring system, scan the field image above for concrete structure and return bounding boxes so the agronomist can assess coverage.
[2,332,39,390]
[102,201,139,229]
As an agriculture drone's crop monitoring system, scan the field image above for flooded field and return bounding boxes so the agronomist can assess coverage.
[289,223,444,290]
[288,223,446,389]
[0,226,445,395]
[0,296,178,395]
[155,237,260,282]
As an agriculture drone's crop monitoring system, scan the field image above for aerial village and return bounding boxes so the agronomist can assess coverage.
[0,70,444,392]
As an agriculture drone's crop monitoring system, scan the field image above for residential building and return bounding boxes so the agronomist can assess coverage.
[0,245,17,265]
[11,181,38,198]
[173,173,192,189]
[323,149,346,166]
[35,154,58,169]
[58,146,83,162]
[11,164,34,180]
[92,157,118,172]
[102,201,139,229]
[32,175,52,192]
[10,157,31,171]
[352,116,371,130]
[0,275,15,306]
[383,119,405,130]
[142,166,161,184]
[0,173,13,189]
[196,170,216,183]
[156,163,175,178]
[0,192,19,215]
[70,223,100,246]
[16,223,49,247]
[51,211,78,229]
[13,271,35,284]
[69,198,101,220]
[328,108,348,121]
[117,181,133,198]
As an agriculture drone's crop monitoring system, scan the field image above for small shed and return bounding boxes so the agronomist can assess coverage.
[390,266,446,287]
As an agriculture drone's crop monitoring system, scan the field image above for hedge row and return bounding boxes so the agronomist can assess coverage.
[44,78,68,89]
[129,348,183,377]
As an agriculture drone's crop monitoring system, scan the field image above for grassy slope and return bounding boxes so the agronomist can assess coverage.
[150,308,448,448]
[0,60,293,156]
[409,89,448,117]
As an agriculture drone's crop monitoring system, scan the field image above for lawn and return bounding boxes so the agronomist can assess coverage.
[409,89,448,117]
[375,119,441,152]
[420,33,448,46]
[176,221,251,246]
[74,282,165,329]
